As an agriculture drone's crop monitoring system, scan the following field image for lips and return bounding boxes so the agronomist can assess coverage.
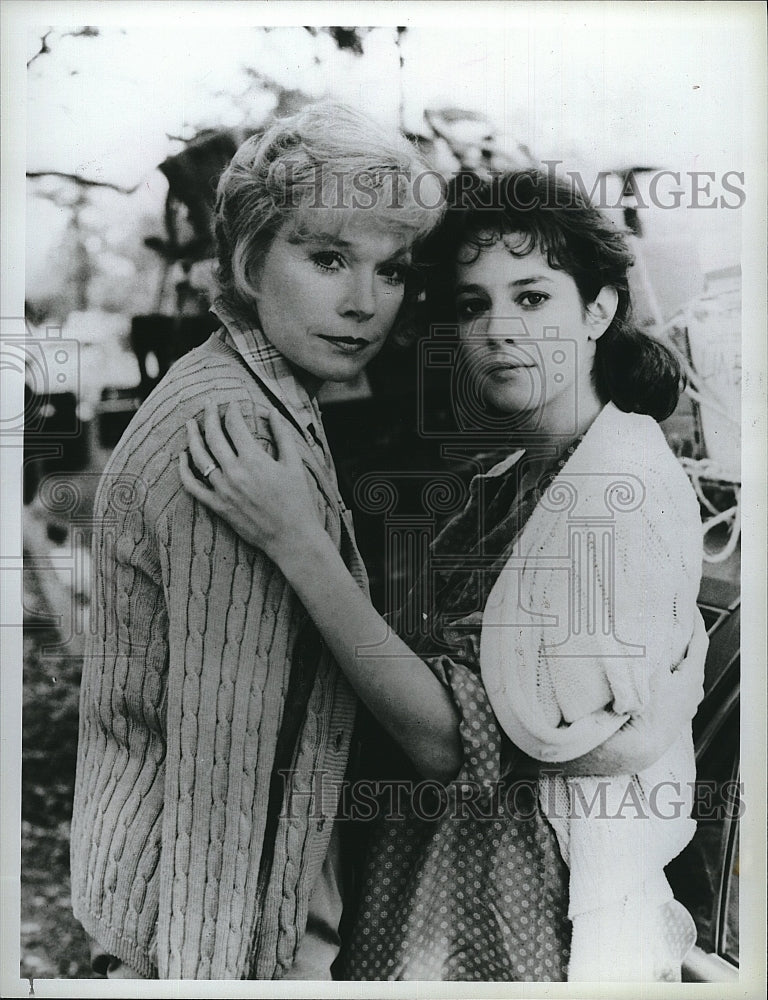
[318,334,372,353]
[485,360,535,373]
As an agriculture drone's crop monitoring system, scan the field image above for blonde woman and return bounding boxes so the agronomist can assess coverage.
[70,102,443,980]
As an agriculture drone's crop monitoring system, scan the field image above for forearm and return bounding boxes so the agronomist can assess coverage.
[558,610,706,777]
[280,533,462,782]
[555,717,680,777]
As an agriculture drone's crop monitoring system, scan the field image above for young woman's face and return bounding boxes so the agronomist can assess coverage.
[454,236,613,434]
[251,217,412,387]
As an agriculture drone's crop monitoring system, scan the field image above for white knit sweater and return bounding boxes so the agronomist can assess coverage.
[480,403,703,980]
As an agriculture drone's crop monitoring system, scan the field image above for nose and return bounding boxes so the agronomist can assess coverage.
[339,272,376,323]
[480,313,523,348]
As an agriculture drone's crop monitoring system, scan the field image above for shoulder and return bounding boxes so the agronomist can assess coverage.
[96,338,278,520]
[578,404,698,506]
[579,403,671,465]
[151,335,273,414]
[521,405,701,561]
[111,339,275,457]
[585,407,703,571]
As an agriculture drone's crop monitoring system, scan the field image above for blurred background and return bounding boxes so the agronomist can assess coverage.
[13,10,749,982]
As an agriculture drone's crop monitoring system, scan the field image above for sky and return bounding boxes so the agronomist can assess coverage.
[9,3,764,305]
[25,12,748,184]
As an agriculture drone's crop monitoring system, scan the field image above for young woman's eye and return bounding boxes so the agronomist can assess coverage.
[311,251,344,273]
[517,291,549,308]
[456,298,489,319]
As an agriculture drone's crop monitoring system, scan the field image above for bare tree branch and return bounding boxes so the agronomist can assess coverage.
[27,30,53,68]
[63,27,100,39]
[27,27,100,70]
[26,171,140,194]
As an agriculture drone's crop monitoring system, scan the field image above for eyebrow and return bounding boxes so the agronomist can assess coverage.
[289,230,413,263]
[287,231,353,248]
[511,276,555,286]
[455,276,555,294]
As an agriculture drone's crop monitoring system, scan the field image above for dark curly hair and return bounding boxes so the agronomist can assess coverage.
[419,170,683,422]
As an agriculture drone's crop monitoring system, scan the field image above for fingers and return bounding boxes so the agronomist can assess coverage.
[224,400,257,456]
[186,401,304,495]
[672,611,708,678]
[268,410,303,469]
[225,401,297,468]
[186,416,219,480]
[178,451,224,514]
[194,401,300,474]
[657,611,707,723]
[668,611,709,674]
[204,400,239,475]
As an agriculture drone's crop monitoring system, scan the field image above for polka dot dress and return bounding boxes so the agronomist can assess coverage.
[342,451,578,981]
[344,670,571,981]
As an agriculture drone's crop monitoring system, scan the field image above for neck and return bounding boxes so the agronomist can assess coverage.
[287,362,323,398]
[518,391,605,473]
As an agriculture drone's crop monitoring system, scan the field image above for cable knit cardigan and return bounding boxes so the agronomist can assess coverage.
[480,403,703,979]
[70,330,363,979]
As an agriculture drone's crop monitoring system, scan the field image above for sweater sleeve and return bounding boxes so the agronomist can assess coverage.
[153,429,308,978]
[481,460,703,763]
[547,473,701,723]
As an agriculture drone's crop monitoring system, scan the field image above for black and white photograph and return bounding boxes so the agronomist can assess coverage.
[1,1,765,996]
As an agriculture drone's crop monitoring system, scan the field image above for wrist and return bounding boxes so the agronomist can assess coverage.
[275,524,334,581]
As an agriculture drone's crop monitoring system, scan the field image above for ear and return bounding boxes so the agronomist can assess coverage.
[585,286,619,340]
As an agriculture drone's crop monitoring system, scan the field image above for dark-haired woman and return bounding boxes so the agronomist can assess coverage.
[180,171,707,982]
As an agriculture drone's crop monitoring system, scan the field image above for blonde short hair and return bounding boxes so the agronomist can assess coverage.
[214,101,445,320]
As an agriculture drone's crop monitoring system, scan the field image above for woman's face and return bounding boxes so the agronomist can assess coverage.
[454,236,614,436]
[251,216,412,387]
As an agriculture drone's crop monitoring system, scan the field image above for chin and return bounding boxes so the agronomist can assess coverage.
[483,386,541,415]
[298,359,368,387]
[321,363,368,383]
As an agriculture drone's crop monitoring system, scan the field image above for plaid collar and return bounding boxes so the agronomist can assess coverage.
[210,296,331,462]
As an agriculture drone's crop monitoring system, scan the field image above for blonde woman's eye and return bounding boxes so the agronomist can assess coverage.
[311,251,344,272]
[518,291,549,307]
[378,263,408,286]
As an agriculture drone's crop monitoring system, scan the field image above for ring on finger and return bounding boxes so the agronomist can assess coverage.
[200,461,218,480]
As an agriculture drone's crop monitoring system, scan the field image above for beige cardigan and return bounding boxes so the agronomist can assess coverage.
[71,330,363,978]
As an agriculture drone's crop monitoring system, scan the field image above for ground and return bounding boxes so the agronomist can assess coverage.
[20,562,91,981]
[18,441,107,984]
